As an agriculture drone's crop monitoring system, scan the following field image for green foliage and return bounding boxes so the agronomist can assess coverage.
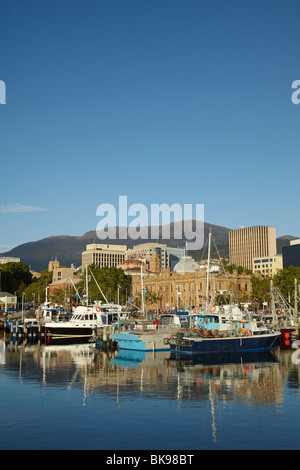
[250,266,300,307]
[250,274,272,303]
[0,262,33,297]
[49,287,66,305]
[24,270,53,303]
[225,264,252,275]
[273,266,300,300]
[77,265,130,304]
[134,290,162,308]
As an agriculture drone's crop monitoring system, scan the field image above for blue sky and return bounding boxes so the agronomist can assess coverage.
[0,0,299,251]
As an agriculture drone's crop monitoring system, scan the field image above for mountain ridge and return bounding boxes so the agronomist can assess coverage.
[0,222,297,272]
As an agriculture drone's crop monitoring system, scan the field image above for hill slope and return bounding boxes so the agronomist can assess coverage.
[0,221,229,271]
[1,224,297,272]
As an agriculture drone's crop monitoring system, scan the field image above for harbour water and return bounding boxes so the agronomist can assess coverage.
[1,332,300,451]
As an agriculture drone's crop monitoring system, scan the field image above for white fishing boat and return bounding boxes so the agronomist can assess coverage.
[42,302,121,338]
[42,266,123,338]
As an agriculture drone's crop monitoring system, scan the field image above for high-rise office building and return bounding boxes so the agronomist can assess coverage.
[229,226,276,271]
[282,239,300,269]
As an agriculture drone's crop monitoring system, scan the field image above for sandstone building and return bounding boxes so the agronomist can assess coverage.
[131,254,252,310]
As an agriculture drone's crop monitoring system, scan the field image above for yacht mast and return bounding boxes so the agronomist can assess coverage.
[86,265,89,305]
[206,231,212,309]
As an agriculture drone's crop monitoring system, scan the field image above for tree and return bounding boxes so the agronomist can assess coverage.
[250,274,272,307]
[225,264,252,275]
[273,266,300,304]
[24,270,53,303]
[49,287,66,305]
[77,265,131,304]
[134,291,162,309]
[0,262,33,297]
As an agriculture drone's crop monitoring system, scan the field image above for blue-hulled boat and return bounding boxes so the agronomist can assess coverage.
[189,313,231,332]
[169,323,281,357]
[109,313,190,352]
[110,330,171,352]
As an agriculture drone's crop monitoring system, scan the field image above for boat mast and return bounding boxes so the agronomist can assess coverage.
[86,265,89,305]
[294,278,298,324]
[206,231,211,309]
[270,280,278,328]
[141,260,145,315]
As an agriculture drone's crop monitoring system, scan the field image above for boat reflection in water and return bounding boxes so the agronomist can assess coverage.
[2,330,297,449]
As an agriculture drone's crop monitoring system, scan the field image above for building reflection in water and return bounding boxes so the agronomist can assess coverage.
[2,334,300,430]
[0,337,291,396]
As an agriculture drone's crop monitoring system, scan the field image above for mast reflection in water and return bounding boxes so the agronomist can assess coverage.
[0,333,300,450]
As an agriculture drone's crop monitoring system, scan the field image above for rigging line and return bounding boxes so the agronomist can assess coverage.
[200,237,209,263]
[212,237,230,289]
[88,266,109,304]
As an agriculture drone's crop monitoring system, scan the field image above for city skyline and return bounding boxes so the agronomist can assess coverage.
[1,1,299,252]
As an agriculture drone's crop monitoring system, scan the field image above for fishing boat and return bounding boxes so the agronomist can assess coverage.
[169,321,281,357]
[42,265,127,338]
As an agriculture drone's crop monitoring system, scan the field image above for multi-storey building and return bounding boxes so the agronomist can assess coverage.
[0,257,20,265]
[252,254,283,276]
[125,242,185,270]
[81,243,127,269]
[229,226,277,271]
[131,254,251,309]
[282,239,300,269]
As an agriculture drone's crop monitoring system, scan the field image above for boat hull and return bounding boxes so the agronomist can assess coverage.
[170,332,281,357]
[111,332,171,352]
[42,324,94,337]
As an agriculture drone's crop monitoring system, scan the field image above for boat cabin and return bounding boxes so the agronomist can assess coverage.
[70,307,119,326]
[190,313,231,331]
[159,313,190,328]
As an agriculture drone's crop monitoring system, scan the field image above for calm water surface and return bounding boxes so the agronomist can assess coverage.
[1,332,300,450]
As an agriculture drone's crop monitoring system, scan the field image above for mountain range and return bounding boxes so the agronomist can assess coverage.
[0,221,297,272]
